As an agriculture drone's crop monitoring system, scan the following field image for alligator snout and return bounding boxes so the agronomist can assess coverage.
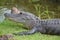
[4,13,9,17]
[4,13,13,18]
[4,13,7,16]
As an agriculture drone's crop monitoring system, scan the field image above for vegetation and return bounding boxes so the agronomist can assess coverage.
[0,0,59,18]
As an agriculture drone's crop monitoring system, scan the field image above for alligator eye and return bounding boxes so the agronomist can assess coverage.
[20,12,22,14]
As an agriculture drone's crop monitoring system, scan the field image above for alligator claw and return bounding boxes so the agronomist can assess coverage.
[12,32,28,35]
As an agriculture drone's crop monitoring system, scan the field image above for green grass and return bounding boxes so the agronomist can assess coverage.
[0,19,60,40]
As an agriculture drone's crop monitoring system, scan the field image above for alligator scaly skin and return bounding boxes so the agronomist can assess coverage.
[38,19,60,35]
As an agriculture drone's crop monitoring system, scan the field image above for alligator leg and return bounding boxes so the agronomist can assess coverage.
[13,27,37,35]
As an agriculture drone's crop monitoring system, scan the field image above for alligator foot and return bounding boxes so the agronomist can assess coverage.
[13,31,33,35]
[13,27,37,35]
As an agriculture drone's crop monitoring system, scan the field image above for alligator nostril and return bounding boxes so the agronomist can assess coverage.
[4,13,9,17]
[4,13,7,16]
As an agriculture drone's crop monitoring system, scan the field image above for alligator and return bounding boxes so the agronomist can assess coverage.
[4,7,60,35]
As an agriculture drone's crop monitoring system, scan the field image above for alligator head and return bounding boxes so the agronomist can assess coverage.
[4,7,39,29]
